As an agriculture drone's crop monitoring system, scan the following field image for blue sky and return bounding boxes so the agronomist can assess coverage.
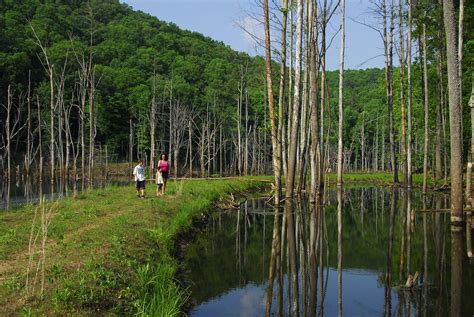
[121,0,387,71]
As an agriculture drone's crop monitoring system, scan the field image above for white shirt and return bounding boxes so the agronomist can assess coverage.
[156,172,163,184]
[133,165,145,181]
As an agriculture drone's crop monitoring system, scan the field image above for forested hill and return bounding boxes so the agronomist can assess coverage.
[1,0,394,177]
[1,0,268,154]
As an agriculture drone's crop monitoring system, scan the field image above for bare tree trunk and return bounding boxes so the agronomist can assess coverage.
[168,79,173,171]
[319,0,327,189]
[6,85,12,181]
[200,123,206,176]
[458,0,464,100]
[58,90,64,180]
[435,10,444,180]
[26,71,32,175]
[298,3,310,192]
[189,120,193,177]
[337,0,345,186]
[422,24,429,194]
[285,0,303,313]
[443,0,463,222]
[80,80,86,182]
[285,5,294,178]
[309,0,320,199]
[398,0,407,184]
[206,104,211,177]
[49,67,55,185]
[64,104,71,177]
[263,0,282,205]
[374,118,379,171]
[237,68,246,176]
[407,0,413,187]
[385,0,398,183]
[129,119,133,180]
[37,96,43,188]
[150,71,157,178]
[88,67,95,186]
[220,124,223,176]
[470,78,474,159]
[279,0,289,180]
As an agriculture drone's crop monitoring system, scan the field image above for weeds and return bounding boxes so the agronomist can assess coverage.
[25,197,59,297]
[0,176,270,315]
[134,261,188,317]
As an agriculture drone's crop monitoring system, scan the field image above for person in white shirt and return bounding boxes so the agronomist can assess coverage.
[155,168,164,196]
[133,159,146,198]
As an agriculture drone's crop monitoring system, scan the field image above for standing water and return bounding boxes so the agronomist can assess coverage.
[0,173,130,210]
[184,187,474,316]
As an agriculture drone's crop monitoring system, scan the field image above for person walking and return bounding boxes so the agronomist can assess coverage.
[157,154,170,195]
[133,159,146,198]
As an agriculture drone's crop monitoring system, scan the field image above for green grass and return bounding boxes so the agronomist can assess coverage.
[325,171,446,187]
[0,176,270,316]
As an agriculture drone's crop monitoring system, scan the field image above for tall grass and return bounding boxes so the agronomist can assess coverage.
[136,177,268,316]
[135,261,188,317]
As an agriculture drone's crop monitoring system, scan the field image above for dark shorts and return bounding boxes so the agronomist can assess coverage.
[136,180,146,189]
[162,171,169,179]
[157,183,163,189]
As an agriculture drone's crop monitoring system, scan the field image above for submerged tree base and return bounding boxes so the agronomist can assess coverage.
[0,177,270,315]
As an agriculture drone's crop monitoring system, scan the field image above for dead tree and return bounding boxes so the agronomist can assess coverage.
[443,0,463,222]
[285,0,304,314]
[398,0,407,184]
[30,24,55,185]
[2,86,24,181]
[309,0,321,198]
[407,0,413,187]
[422,23,429,194]
[149,70,158,178]
[25,71,35,176]
[337,0,346,186]
[385,0,398,183]
[170,100,193,178]
[263,0,283,205]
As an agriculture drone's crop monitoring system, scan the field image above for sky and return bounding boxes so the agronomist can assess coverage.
[121,0,387,71]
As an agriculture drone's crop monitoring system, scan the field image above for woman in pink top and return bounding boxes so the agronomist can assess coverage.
[157,154,170,195]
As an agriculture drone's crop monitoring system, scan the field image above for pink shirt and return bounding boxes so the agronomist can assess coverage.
[159,160,169,172]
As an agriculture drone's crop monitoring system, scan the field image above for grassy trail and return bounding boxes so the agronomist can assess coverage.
[0,177,270,316]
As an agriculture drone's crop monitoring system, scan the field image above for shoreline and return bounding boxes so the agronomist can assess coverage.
[0,176,271,315]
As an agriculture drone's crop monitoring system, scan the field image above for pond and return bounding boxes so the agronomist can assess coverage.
[183,187,474,316]
[0,173,130,210]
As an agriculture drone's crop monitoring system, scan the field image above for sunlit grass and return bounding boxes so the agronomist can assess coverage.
[0,176,270,315]
[326,171,446,186]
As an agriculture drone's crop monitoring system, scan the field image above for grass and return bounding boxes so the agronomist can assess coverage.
[325,171,446,187]
[0,176,270,316]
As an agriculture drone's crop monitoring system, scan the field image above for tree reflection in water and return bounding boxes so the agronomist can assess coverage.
[183,187,472,317]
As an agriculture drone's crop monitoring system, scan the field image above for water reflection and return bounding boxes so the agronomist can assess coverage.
[1,172,128,210]
[185,187,473,317]
[450,226,462,317]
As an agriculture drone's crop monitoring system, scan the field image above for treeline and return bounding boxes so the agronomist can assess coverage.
[260,1,471,313]
[0,0,276,183]
[0,0,472,188]
[257,0,472,197]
